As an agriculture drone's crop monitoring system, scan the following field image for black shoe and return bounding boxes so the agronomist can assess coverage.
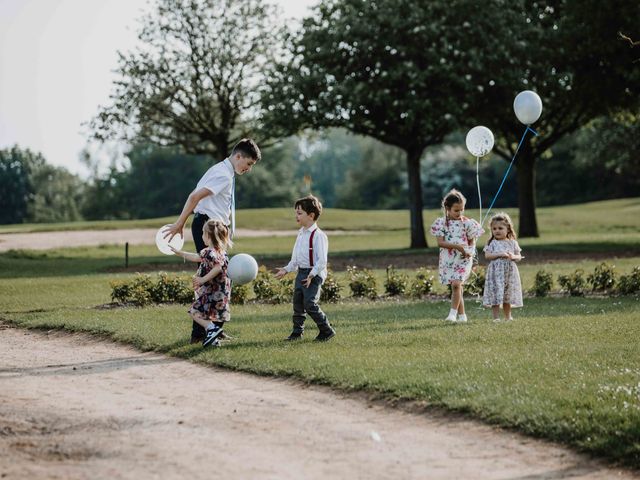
[203,325,223,347]
[285,333,303,341]
[314,329,336,342]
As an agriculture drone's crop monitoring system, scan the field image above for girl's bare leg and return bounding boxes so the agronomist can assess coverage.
[189,310,212,330]
[503,303,512,320]
[491,305,501,320]
[451,281,463,312]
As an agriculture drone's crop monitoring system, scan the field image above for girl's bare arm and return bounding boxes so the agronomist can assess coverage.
[170,247,201,262]
[198,265,223,284]
[436,237,465,252]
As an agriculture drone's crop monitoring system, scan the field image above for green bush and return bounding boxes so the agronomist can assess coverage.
[347,265,377,299]
[231,284,249,304]
[253,266,291,304]
[320,271,341,303]
[150,272,193,304]
[253,266,282,302]
[558,269,586,297]
[384,265,408,296]
[587,262,616,293]
[617,266,640,295]
[532,270,554,297]
[110,280,132,304]
[110,273,192,306]
[409,268,435,297]
[464,265,486,297]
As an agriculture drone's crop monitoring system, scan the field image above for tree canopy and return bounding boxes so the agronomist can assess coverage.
[261,0,487,247]
[89,0,284,158]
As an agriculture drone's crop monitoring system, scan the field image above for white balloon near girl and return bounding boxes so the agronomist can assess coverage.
[465,125,495,223]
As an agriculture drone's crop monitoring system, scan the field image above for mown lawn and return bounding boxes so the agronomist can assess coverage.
[1,198,639,467]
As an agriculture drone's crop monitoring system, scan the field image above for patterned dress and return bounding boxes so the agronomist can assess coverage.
[482,239,523,307]
[189,247,231,322]
[430,216,485,285]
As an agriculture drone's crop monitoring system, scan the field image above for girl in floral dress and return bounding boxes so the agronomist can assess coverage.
[430,189,484,323]
[482,213,523,322]
[171,219,232,347]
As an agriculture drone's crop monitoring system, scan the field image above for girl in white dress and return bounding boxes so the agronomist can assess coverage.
[430,189,484,323]
[482,213,523,321]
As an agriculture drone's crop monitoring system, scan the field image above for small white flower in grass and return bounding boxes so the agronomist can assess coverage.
[370,431,382,442]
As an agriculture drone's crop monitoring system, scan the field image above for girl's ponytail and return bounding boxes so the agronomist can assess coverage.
[203,220,233,251]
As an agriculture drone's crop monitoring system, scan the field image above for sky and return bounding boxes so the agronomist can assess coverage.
[0,0,316,177]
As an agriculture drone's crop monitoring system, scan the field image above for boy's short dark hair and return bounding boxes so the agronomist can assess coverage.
[231,138,261,162]
[295,195,323,220]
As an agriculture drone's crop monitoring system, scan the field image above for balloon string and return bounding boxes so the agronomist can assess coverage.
[481,125,538,227]
[476,155,482,223]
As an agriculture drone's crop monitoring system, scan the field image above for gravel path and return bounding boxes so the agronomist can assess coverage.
[1,326,636,480]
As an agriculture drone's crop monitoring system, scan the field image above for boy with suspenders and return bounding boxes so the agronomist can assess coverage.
[275,195,336,342]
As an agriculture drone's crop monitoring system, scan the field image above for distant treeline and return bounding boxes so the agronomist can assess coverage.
[1,120,638,224]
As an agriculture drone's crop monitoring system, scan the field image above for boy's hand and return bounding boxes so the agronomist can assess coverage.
[163,223,183,242]
[169,245,180,255]
[302,274,314,288]
[274,268,287,279]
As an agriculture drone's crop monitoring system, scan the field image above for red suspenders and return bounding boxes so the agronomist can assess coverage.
[309,229,317,267]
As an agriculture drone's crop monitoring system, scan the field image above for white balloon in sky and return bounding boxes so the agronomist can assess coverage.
[513,90,543,125]
[465,126,495,157]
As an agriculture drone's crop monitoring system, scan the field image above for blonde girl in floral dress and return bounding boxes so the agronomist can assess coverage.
[171,219,232,347]
[482,213,523,321]
[430,189,485,323]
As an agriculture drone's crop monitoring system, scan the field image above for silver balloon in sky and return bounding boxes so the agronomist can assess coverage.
[513,90,543,125]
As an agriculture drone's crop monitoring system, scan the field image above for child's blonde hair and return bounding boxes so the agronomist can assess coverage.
[488,212,517,244]
[442,189,467,227]
[202,219,232,251]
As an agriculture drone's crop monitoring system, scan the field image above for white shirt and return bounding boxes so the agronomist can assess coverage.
[284,224,328,280]
[194,158,234,224]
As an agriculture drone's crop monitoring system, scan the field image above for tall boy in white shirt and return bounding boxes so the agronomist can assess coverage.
[164,138,261,343]
[275,195,336,342]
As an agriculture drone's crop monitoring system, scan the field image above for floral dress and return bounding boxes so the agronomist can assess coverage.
[430,216,485,285]
[482,239,523,307]
[189,247,231,323]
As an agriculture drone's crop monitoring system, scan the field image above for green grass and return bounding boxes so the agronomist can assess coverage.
[2,295,639,466]
[1,197,640,467]
[2,196,639,236]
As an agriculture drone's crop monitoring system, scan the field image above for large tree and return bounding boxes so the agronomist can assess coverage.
[460,0,639,236]
[89,0,284,158]
[261,0,486,248]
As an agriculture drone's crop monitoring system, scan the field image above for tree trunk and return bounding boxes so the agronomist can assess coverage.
[516,146,539,237]
[406,148,428,248]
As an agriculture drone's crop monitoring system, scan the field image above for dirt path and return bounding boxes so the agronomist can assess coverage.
[0,228,299,252]
[0,228,376,252]
[1,326,636,480]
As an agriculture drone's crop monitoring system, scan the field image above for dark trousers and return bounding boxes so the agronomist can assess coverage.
[190,213,209,340]
[292,268,331,335]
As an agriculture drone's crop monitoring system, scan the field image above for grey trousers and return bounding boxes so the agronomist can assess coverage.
[292,269,330,335]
